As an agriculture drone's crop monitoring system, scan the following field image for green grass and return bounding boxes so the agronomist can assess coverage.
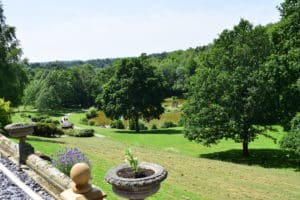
[9,109,300,200]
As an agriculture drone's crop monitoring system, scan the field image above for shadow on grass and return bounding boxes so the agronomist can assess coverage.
[200,149,300,171]
[115,129,183,135]
[26,137,65,144]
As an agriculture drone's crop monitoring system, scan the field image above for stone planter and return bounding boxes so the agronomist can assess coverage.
[105,162,168,200]
[4,123,36,138]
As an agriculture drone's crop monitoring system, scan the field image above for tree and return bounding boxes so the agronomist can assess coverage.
[182,20,274,156]
[0,2,27,106]
[100,56,165,132]
[71,64,100,107]
[265,0,300,128]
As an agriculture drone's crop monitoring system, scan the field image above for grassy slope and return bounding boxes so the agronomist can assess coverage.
[10,110,300,200]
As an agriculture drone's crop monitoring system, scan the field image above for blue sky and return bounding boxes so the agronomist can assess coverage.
[2,0,282,62]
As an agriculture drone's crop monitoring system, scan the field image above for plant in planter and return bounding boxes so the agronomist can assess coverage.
[105,149,168,200]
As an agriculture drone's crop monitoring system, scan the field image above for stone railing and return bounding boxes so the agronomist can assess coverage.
[0,133,71,199]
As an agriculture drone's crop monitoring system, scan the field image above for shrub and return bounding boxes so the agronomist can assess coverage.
[128,120,148,131]
[151,124,157,130]
[86,107,98,119]
[110,119,125,129]
[290,113,300,131]
[33,122,64,137]
[0,98,11,129]
[161,120,177,128]
[52,148,91,175]
[139,122,148,130]
[64,129,94,137]
[80,118,88,125]
[88,120,95,126]
[31,115,49,122]
[44,118,60,125]
[280,130,300,155]
[280,114,300,155]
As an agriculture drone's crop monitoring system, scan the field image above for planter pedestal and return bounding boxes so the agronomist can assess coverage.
[4,123,36,166]
[105,162,168,200]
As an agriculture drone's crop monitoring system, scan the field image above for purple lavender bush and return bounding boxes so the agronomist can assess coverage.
[52,147,91,175]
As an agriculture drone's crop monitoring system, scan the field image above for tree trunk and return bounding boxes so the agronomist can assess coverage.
[135,116,140,133]
[242,141,249,157]
[242,126,250,157]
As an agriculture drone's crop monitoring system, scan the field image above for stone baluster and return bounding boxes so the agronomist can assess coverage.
[60,163,106,200]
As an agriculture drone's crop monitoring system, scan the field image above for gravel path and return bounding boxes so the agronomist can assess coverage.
[0,155,54,200]
[0,170,31,200]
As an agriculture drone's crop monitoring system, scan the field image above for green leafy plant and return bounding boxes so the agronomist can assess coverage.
[125,149,139,174]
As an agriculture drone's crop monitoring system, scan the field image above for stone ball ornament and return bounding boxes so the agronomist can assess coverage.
[70,163,92,194]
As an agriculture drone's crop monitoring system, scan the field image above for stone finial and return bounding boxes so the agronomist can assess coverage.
[70,163,92,194]
[60,163,107,200]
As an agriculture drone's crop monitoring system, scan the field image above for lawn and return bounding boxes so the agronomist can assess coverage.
[9,109,300,200]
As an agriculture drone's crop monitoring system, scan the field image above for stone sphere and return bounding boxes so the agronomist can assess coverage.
[70,163,90,186]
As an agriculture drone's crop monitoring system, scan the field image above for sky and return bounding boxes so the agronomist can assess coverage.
[2,0,282,62]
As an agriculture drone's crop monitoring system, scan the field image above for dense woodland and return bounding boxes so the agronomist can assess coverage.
[0,0,299,155]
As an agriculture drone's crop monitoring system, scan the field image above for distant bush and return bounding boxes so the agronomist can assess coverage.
[44,118,60,125]
[110,119,125,129]
[31,115,49,122]
[161,120,177,128]
[88,120,95,126]
[52,148,91,175]
[64,129,94,137]
[86,107,98,119]
[80,118,88,125]
[91,111,112,127]
[151,124,157,130]
[280,114,300,155]
[128,120,147,130]
[280,130,300,155]
[33,122,64,137]
[290,113,300,131]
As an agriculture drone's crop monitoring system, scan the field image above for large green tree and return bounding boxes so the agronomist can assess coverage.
[0,2,27,106]
[100,56,165,132]
[266,0,300,128]
[182,20,275,156]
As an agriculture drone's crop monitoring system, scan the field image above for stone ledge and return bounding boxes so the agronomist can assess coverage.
[0,133,71,199]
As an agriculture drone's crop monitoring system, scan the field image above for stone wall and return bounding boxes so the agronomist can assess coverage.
[0,133,72,199]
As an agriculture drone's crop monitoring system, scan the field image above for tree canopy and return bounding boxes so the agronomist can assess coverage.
[99,56,166,132]
[182,19,275,156]
[0,2,27,106]
[266,0,300,128]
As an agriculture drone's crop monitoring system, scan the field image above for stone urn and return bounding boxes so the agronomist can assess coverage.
[4,123,36,138]
[105,162,168,200]
[4,123,36,165]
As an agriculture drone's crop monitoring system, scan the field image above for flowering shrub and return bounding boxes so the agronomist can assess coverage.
[52,148,91,175]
